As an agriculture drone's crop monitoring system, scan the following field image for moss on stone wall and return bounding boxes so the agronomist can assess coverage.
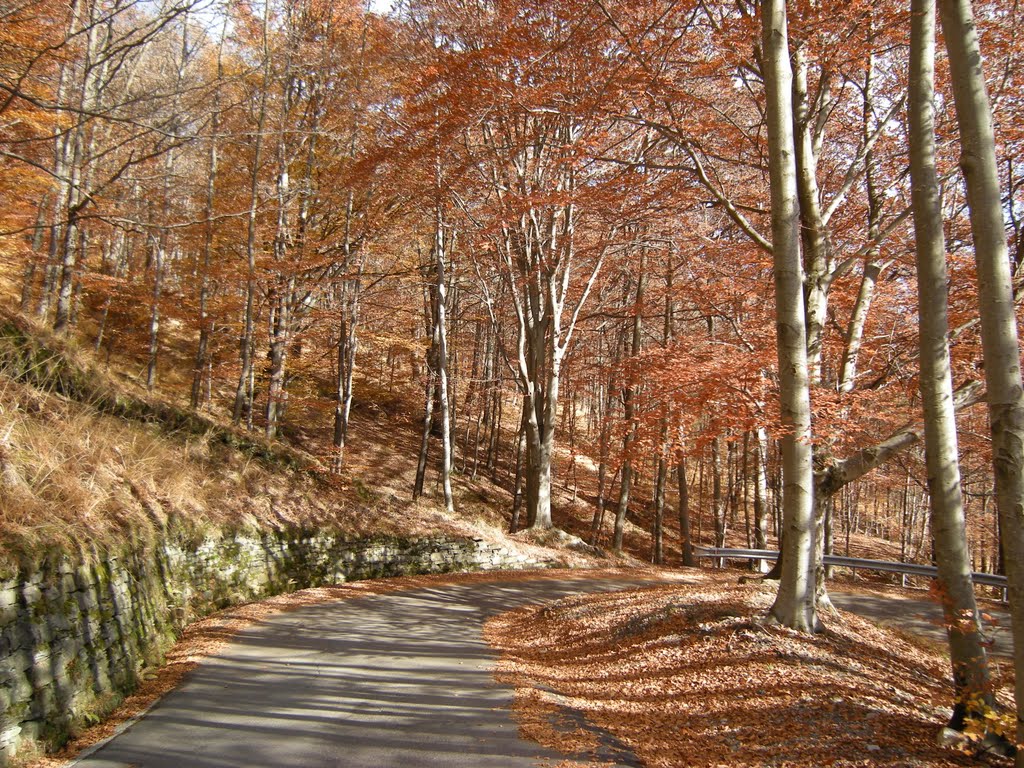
[0,529,546,765]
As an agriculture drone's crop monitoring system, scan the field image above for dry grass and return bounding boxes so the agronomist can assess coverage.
[0,373,309,570]
[0,364,610,575]
[0,308,621,577]
[486,572,1015,768]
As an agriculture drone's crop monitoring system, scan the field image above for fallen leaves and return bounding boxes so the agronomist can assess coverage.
[485,572,1013,768]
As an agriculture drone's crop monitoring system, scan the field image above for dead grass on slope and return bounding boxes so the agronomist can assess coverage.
[0,365,607,573]
[0,373,343,570]
[485,573,1014,768]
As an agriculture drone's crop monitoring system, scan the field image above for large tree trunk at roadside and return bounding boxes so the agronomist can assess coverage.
[939,0,1024,753]
[524,387,556,530]
[509,398,528,533]
[909,0,995,729]
[762,0,817,633]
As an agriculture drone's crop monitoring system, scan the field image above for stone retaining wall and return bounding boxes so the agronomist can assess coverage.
[0,532,546,764]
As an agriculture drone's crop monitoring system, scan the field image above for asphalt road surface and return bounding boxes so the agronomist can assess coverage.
[72,575,1012,768]
[73,577,653,768]
[831,590,1013,659]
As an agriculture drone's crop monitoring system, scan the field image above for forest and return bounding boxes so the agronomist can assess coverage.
[2,0,1024,760]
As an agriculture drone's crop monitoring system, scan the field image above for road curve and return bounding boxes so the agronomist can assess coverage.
[831,590,1013,659]
[73,576,653,768]
[71,574,1008,768]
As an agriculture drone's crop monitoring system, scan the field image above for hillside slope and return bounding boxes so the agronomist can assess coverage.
[0,312,603,577]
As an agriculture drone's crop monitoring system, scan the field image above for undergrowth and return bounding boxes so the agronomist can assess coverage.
[0,313,340,574]
[0,311,578,576]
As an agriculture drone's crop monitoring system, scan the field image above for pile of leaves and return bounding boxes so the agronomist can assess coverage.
[485,573,1013,767]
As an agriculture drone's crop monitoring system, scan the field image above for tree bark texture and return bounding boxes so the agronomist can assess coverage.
[762,0,817,633]
[909,0,994,726]
[939,0,1024,751]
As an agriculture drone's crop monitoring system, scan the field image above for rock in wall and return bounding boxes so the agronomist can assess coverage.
[0,531,545,764]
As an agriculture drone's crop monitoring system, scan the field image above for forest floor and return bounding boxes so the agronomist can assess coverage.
[486,571,1016,768]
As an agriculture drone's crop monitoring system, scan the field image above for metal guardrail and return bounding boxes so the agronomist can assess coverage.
[694,546,1008,589]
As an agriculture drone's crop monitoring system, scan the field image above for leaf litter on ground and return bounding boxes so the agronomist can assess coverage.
[484,571,1015,768]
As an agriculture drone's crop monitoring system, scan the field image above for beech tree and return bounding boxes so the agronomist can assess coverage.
[938,0,1024,752]
[400,0,641,530]
[908,0,994,731]
[759,0,816,632]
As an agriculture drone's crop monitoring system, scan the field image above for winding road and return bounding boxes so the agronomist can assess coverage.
[71,574,1013,768]
[73,576,653,768]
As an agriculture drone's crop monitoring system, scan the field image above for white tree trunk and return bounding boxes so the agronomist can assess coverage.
[909,0,994,728]
[434,207,454,513]
[233,3,271,426]
[762,0,817,633]
[939,0,1024,753]
[791,45,830,388]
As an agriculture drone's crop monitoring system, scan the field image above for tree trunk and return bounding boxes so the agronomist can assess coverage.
[434,204,454,513]
[20,199,48,313]
[712,435,727,554]
[333,274,361,471]
[613,262,646,552]
[753,427,771,571]
[146,232,164,392]
[191,27,225,411]
[652,261,675,566]
[415,276,439,500]
[589,334,616,545]
[791,43,830,388]
[510,398,528,533]
[909,0,995,729]
[653,450,667,565]
[265,281,293,438]
[678,452,696,567]
[762,0,817,633]
[233,8,271,426]
[839,36,885,394]
[940,0,1024,751]
[524,392,555,530]
[52,1,102,333]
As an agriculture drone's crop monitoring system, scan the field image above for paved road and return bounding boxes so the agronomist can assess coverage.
[72,576,1012,768]
[831,591,1013,659]
[74,577,652,768]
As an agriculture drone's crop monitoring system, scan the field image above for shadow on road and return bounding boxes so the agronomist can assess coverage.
[75,579,654,768]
